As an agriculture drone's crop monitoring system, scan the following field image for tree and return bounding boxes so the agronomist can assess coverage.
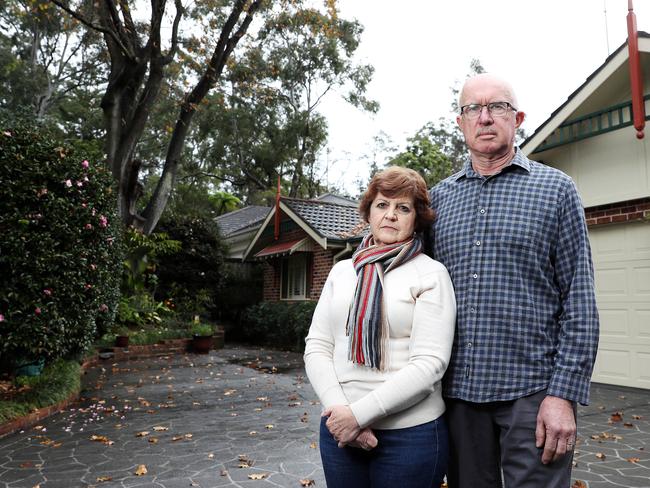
[388,127,453,187]
[48,0,266,234]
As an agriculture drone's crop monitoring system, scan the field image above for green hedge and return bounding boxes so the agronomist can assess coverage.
[0,118,124,366]
[242,301,317,351]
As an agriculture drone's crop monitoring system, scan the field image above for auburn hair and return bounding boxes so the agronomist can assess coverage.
[359,166,434,233]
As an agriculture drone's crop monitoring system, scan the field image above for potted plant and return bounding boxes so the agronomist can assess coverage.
[113,326,131,348]
[190,320,213,354]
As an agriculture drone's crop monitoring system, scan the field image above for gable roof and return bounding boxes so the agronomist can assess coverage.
[215,205,270,238]
[242,197,367,260]
[521,32,650,155]
[315,193,359,207]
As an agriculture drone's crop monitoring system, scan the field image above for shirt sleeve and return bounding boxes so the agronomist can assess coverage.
[349,267,457,428]
[303,264,350,408]
[547,179,600,405]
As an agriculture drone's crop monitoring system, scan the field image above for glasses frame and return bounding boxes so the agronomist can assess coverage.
[460,101,518,119]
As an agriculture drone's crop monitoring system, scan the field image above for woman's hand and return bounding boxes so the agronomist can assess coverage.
[323,405,361,447]
[348,428,378,450]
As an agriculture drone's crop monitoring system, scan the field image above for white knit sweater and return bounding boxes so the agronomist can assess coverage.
[304,254,456,430]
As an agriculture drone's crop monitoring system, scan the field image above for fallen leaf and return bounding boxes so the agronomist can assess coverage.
[224,389,237,396]
[571,481,587,488]
[265,424,274,430]
[627,457,641,463]
[623,422,634,428]
[247,473,267,480]
[172,435,183,441]
[249,431,258,436]
[300,479,315,486]
[596,452,606,460]
[256,396,269,401]
[134,464,147,476]
[153,426,168,431]
[135,431,150,437]
[309,442,317,449]
[148,437,159,444]
[610,412,623,422]
[90,435,114,446]
[208,453,215,459]
[220,469,228,476]
[20,462,33,468]
[184,433,193,439]
[300,413,309,423]
[632,415,643,420]
[96,476,113,482]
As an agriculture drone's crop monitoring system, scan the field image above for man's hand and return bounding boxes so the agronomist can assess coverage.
[323,405,361,447]
[535,395,576,464]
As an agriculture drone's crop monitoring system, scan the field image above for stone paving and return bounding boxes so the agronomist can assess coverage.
[0,344,648,488]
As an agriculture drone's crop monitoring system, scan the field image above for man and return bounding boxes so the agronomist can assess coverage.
[429,73,599,487]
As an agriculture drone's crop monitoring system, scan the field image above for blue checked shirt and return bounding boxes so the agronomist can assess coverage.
[429,149,599,405]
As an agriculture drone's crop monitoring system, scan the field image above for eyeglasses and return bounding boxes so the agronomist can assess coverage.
[460,101,517,119]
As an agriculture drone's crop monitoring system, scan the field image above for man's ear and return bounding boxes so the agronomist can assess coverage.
[515,111,526,128]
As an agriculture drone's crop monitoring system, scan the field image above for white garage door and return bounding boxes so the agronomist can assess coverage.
[589,221,650,389]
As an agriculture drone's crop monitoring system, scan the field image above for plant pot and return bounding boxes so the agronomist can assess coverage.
[192,335,213,354]
[115,335,130,348]
[14,357,45,377]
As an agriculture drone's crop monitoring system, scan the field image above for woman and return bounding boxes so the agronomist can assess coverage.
[304,166,456,488]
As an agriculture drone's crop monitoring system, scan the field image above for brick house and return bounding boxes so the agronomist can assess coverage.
[242,196,367,301]
[520,29,650,389]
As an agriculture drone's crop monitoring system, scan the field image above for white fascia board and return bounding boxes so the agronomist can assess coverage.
[241,207,277,261]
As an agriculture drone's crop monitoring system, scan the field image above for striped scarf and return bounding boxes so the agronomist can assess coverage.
[346,234,423,370]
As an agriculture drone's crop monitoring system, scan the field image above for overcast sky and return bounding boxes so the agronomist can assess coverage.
[318,0,650,194]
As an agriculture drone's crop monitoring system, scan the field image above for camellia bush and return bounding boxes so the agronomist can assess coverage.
[0,118,124,368]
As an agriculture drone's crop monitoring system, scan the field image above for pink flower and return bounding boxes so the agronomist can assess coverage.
[0,314,4,322]
[65,180,72,187]
[35,307,41,315]
[82,160,89,169]
[84,284,92,289]
[76,181,83,187]
[99,304,108,312]
[85,223,93,230]
[43,288,52,296]
[82,203,87,208]
[90,264,97,270]
[99,215,108,228]
[83,176,89,182]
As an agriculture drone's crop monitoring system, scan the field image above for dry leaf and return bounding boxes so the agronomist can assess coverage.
[256,396,269,401]
[220,469,228,476]
[623,422,634,428]
[184,433,193,439]
[310,442,317,449]
[300,479,315,486]
[247,473,267,480]
[265,424,274,429]
[596,452,606,460]
[90,435,114,446]
[135,431,150,437]
[96,476,113,482]
[20,462,33,468]
[172,435,183,441]
[224,389,237,396]
[208,453,215,459]
[632,415,643,420]
[148,437,159,444]
[610,412,623,422]
[134,464,147,476]
[571,481,587,488]
[249,431,258,436]
[153,426,168,431]
[627,457,641,463]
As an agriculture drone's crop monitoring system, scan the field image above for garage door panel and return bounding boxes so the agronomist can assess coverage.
[589,221,650,389]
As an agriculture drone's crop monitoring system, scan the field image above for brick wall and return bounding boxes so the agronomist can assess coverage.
[585,197,650,227]
[261,228,308,302]
[309,247,337,300]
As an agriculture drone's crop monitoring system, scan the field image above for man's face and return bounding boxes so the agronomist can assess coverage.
[456,76,525,160]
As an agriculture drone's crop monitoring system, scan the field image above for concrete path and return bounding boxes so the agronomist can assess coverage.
[0,345,648,487]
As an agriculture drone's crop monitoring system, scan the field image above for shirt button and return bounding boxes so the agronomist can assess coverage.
[479,208,486,214]
[467,342,472,348]
[472,273,478,279]
[470,307,476,313]
[475,240,481,246]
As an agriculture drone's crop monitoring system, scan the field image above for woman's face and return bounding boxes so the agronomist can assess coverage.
[368,192,416,245]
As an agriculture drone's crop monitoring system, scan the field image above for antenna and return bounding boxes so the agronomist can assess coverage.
[603,0,611,55]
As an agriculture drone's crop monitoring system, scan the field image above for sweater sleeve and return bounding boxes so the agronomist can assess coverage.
[349,267,456,428]
[303,263,349,408]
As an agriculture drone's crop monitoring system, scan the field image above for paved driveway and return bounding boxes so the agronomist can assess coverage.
[0,345,648,487]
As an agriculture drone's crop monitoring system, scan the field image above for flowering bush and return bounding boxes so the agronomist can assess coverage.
[0,119,124,366]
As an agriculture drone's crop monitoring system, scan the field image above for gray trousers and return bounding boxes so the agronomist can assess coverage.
[445,390,575,488]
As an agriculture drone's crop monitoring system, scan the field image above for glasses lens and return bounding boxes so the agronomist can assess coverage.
[462,104,481,118]
[488,102,509,116]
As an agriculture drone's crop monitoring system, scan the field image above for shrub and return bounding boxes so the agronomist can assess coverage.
[155,216,227,320]
[0,118,124,366]
[242,301,317,351]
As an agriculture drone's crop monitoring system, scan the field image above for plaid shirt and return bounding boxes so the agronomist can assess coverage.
[429,149,599,405]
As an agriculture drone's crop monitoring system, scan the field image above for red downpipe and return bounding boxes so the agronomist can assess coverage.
[627,0,645,139]
[274,175,281,240]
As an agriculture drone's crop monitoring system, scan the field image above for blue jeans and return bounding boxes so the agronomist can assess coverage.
[319,416,448,488]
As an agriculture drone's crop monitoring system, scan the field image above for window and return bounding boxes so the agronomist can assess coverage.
[281,254,308,300]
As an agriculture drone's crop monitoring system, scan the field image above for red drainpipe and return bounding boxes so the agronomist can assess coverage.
[274,175,281,240]
[627,0,645,139]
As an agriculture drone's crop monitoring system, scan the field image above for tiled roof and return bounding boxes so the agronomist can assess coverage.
[282,197,367,241]
[215,206,270,237]
[315,193,359,207]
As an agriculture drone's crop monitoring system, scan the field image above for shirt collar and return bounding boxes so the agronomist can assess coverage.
[452,147,531,181]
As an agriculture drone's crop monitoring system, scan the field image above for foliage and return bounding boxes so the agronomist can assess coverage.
[242,301,317,351]
[389,126,454,187]
[155,216,227,320]
[122,228,180,295]
[96,325,188,347]
[114,294,172,329]
[0,359,81,423]
[190,322,214,337]
[0,117,124,364]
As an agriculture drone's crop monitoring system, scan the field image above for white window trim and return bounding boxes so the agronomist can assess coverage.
[281,254,307,300]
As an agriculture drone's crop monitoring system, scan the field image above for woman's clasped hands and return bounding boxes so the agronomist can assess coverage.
[322,405,378,451]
